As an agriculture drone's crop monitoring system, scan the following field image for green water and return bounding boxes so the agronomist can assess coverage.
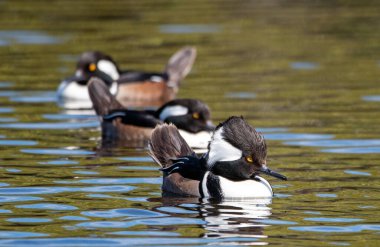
[0,0,380,246]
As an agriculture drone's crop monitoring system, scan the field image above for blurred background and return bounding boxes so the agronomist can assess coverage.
[0,0,379,246]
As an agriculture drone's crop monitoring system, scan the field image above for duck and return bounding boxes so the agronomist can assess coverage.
[88,77,214,148]
[57,46,197,109]
[148,116,287,199]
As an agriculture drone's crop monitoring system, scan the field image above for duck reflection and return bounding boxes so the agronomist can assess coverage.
[201,198,271,239]
[152,196,272,242]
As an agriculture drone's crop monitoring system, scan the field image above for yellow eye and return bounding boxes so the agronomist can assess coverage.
[89,63,97,72]
[192,112,200,119]
[245,155,254,163]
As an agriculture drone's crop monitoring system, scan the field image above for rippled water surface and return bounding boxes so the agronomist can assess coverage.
[0,0,380,246]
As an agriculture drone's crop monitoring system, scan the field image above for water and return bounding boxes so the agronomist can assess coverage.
[0,0,380,246]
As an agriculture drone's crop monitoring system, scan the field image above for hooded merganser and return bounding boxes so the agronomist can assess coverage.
[148,117,287,199]
[57,46,197,108]
[88,77,214,148]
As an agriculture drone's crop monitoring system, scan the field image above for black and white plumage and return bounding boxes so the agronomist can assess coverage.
[88,77,214,148]
[148,116,287,199]
[57,47,197,109]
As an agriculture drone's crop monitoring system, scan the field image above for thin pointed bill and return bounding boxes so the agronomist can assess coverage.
[205,121,215,131]
[259,167,287,180]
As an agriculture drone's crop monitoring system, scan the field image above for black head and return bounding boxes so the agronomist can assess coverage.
[207,116,286,181]
[64,51,120,86]
[156,99,214,133]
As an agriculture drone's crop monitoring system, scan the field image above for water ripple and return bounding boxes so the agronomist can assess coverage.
[77,178,161,185]
[344,170,371,176]
[289,224,380,233]
[117,157,153,162]
[81,208,167,218]
[0,185,135,195]
[76,217,205,229]
[0,30,61,45]
[285,139,380,147]
[59,216,89,221]
[0,82,13,88]
[362,95,380,102]
[265,133,334,141]
[224,92,256,99]
[0,231,48,238]
[7,218,52,223]
[0,196,43,203]
[0,140,37,146]
[0,237,260,246]
[159,24,221,33]
[0,107,13,113]
[21,148,95,156]
[10,91,56,103]
[157,206,198,214]
[0,121,99,130]
[290,61,319,70]
[16,203,78,211]
[304,217,362,223]
[321,147,380,154]
[108,231,180,236]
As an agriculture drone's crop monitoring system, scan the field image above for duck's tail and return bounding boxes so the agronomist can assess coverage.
[164,47,197,88]
[88,77,124,116]
[148,123,193,168]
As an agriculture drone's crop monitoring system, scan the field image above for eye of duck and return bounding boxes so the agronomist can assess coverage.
[192,112,200,119]
[88,63,97,72]
[245,155,254,163]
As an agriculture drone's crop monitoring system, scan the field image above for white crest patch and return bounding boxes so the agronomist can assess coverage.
[178,130,212,149]
[97,59,120,80]
[207,127,242,168]
[159,105,188,121]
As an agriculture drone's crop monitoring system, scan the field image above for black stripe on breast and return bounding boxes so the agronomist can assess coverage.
[206,173,223,199]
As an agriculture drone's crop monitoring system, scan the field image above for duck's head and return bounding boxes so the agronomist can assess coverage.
[57,51,120,100]
[156,99,215,134]
[206,116,287,181]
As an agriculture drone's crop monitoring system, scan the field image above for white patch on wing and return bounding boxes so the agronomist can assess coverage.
[179,130,212,149]
[159,105,188,121]
[97,59,120,80]
[217,175,273,198]
[150,76,164,82]
[207,127,242,168]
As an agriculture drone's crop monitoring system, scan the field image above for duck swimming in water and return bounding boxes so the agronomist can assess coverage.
[149,116,287,199]
[58,47,197,109]
[88,77,214,148]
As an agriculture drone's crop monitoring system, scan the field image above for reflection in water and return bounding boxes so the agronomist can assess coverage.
[154,197,271,243]
[200,198,272,240]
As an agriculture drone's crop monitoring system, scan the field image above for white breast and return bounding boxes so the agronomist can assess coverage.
[57,80,90,100]
[203,173,273,199]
